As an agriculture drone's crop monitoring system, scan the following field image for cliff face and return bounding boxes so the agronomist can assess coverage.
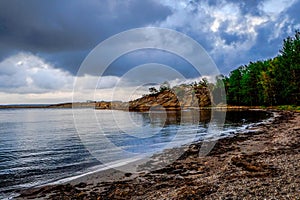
[94,85,211,111]
[128,85,211,111]
[129,90,179,111]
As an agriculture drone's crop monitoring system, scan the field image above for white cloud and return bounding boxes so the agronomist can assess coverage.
[0,52,76,103]
[258,0,297,20]
[0,91,75,104]
[269,16,290,41]
[258,0,298,42]
[0,52,74,93]
[155,0,268,65]
[153,0,300,70]
[74,75,120,90]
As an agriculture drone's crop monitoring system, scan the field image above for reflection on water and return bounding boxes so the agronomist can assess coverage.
[0,108,271,197]
[138,109,269,127]
[140,109,210,126]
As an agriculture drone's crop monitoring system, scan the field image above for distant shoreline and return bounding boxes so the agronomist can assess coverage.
[0,102,298,112]
[0,102,96,109]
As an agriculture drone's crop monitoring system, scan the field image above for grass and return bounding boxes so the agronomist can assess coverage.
[276,105,300,111]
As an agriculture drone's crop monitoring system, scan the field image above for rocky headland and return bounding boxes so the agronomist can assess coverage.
[95,84,211,112]
[128,85,211,111]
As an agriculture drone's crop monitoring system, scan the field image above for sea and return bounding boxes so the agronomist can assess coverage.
[0,108,271,199]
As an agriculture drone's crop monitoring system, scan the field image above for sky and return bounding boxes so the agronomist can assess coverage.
[0,0,300,104]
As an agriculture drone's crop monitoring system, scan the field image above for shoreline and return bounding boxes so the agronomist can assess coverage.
[1,102,299,112]
[16,110,300,199]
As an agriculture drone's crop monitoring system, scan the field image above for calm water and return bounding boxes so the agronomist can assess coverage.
[0,108,270,198]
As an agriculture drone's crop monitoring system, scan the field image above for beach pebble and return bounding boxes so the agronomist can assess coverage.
[124,172,132,177]
[75,182,87,188]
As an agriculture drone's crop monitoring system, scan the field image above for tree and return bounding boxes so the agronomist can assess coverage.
[227,67,243,105]
[149,87,158,94]
[159,81,170,92]
[224,30,300,106]
[278,30,300,104]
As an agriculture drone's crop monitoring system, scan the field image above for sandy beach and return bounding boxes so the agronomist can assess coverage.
[17,110,300,199]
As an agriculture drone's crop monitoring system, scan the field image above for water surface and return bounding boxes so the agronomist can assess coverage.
[0,108,270,198]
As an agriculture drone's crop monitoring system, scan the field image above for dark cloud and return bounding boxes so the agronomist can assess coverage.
[104,49,199,78]
[0,0,171,73]
[1,0,300,78]
[41,50,89,74]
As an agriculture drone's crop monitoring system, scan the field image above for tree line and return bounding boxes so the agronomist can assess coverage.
[215,30,300,106]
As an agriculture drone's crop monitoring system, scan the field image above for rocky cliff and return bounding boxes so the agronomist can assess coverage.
[94,85,211,111]
[128,85,211,111]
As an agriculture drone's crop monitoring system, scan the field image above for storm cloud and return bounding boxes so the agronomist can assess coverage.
[0,0,171,73]
[0,0,299,103]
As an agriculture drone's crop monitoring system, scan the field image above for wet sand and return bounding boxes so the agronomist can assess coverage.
[17,110,300,199]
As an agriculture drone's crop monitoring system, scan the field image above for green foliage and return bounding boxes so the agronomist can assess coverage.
[277,105,300,111]
[224,30,300,106]
[159,81,170,92]
[149,87,158,94]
